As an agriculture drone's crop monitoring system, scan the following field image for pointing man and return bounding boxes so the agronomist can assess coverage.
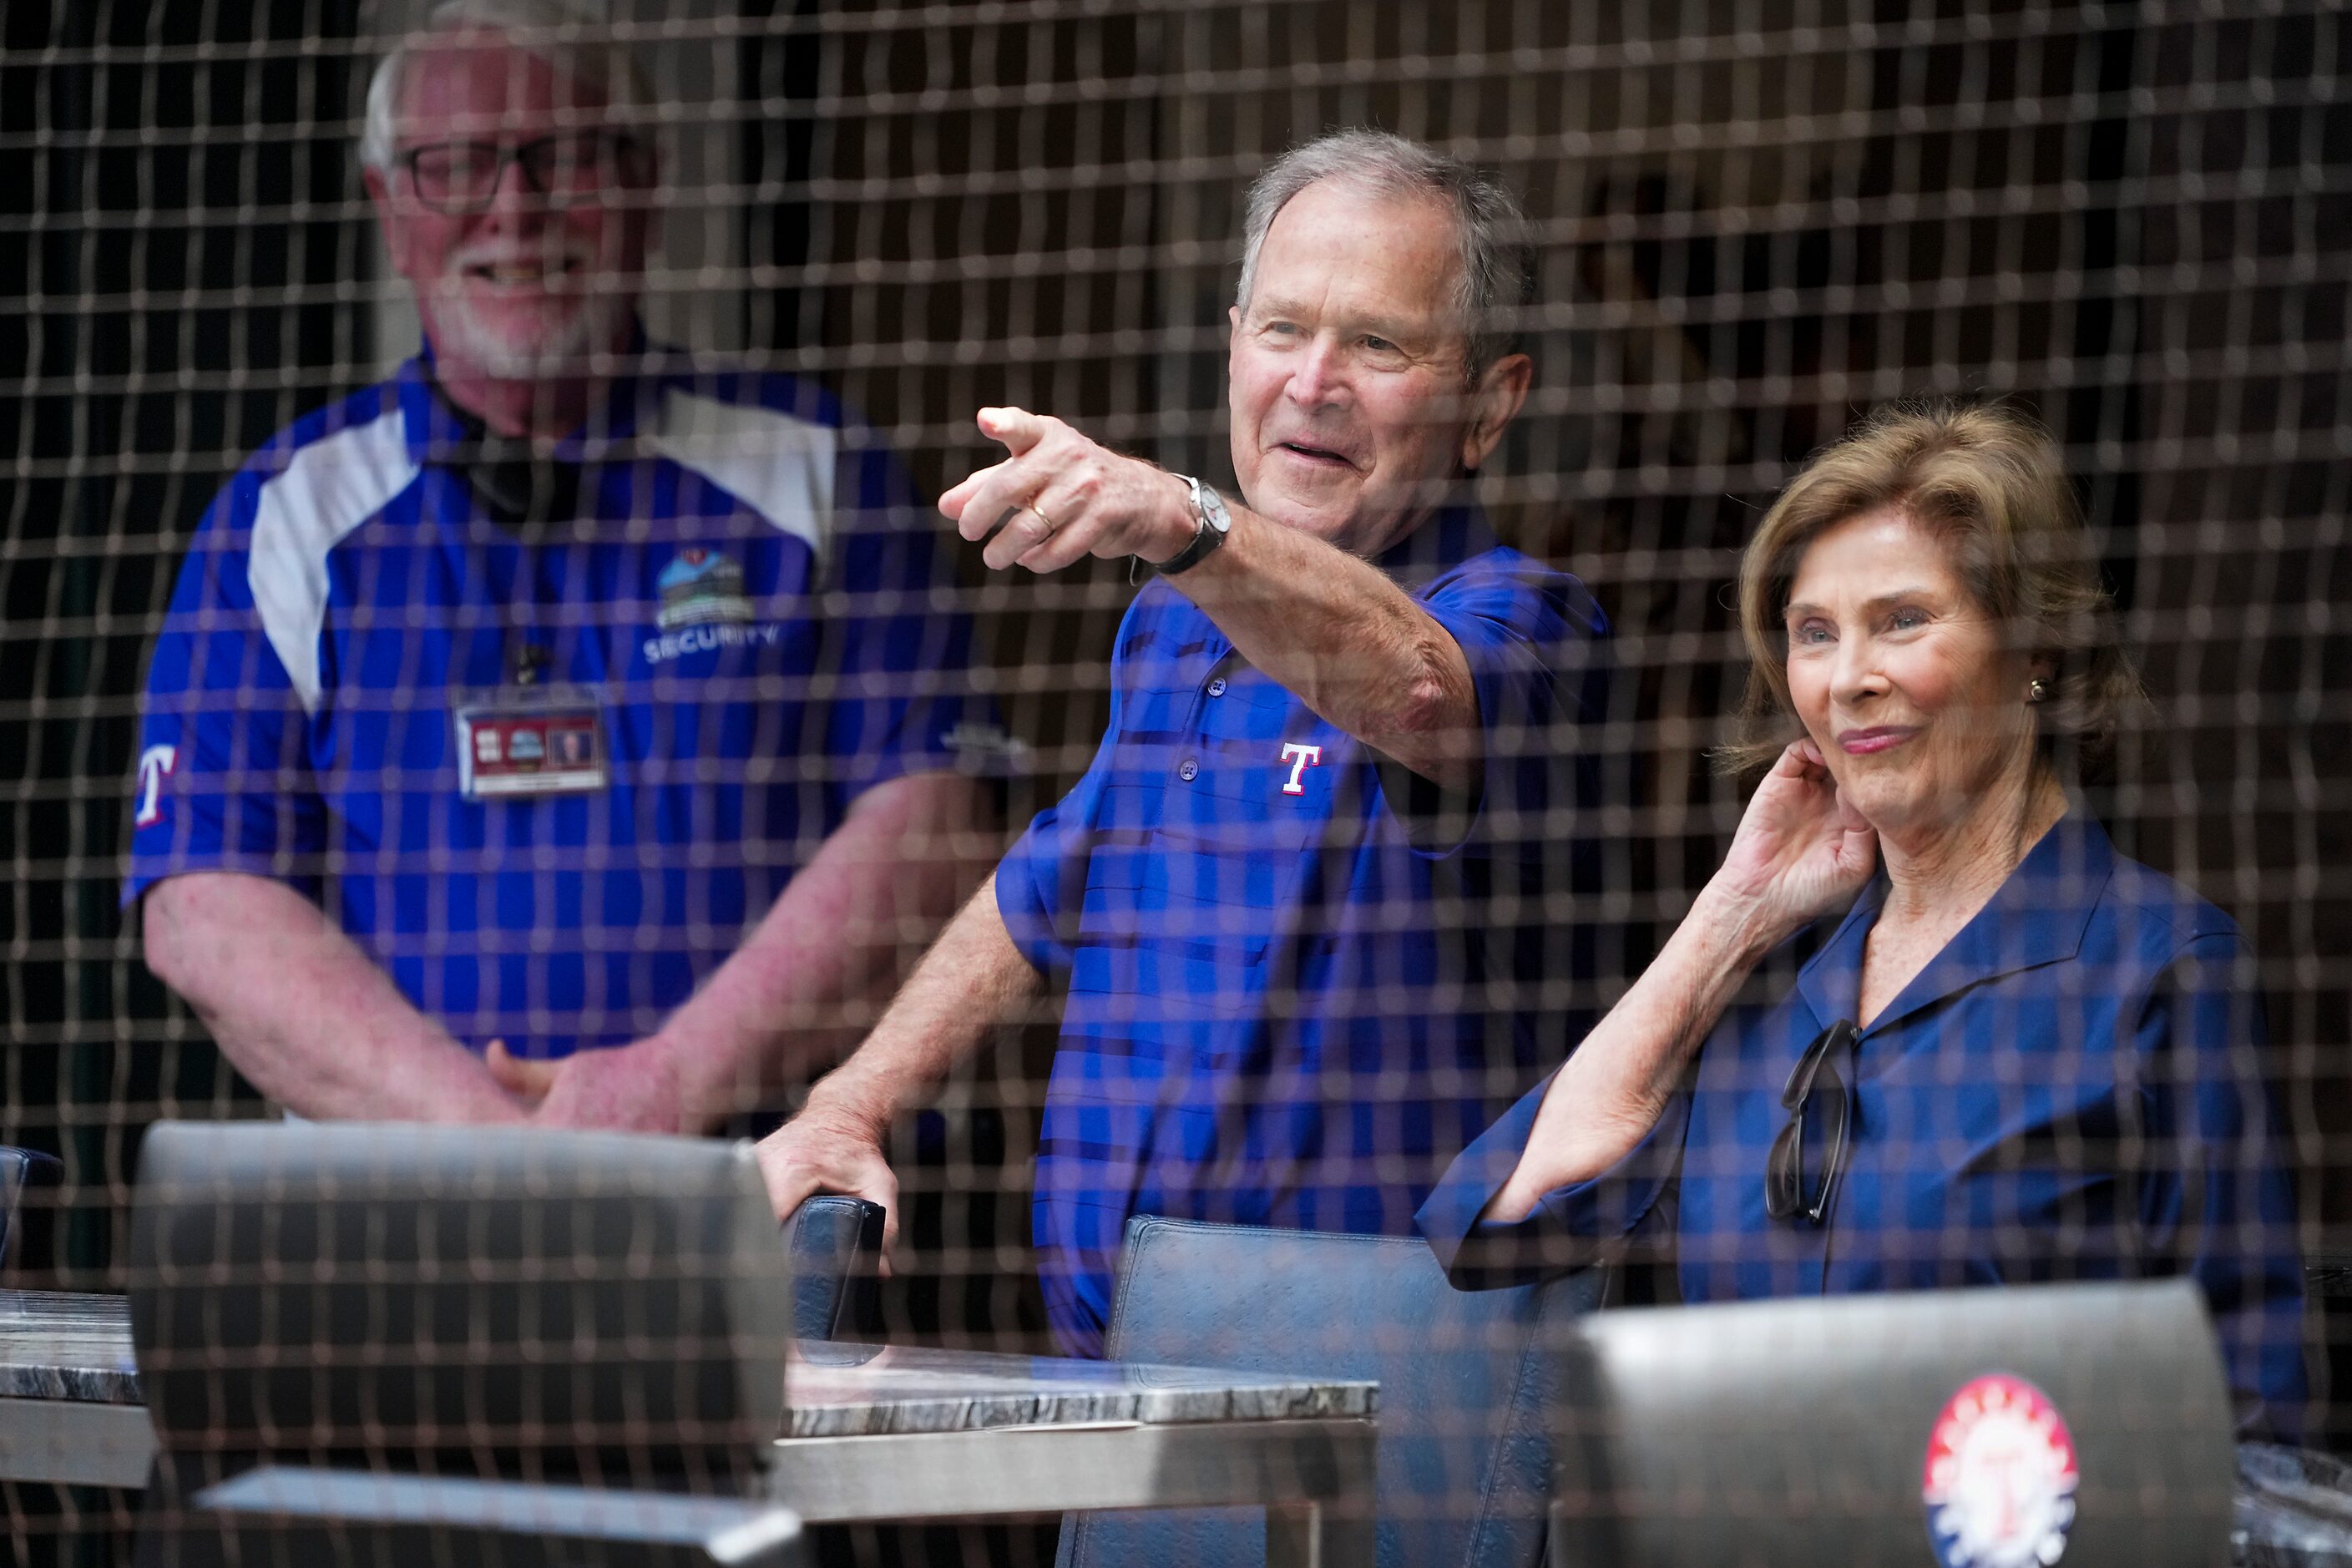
[760,130,1606,1354]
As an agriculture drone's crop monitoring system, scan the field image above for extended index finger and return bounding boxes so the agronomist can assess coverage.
[976,405,1049,456]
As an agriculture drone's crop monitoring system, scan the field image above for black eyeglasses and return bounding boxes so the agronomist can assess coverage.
[397,130,643,215]
[1764,1018,1859,1226]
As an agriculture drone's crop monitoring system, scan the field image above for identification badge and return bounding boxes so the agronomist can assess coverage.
[453,686,609,801]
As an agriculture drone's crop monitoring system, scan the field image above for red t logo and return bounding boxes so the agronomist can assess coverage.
[134,743,178,828]
[1279,741,1323,796]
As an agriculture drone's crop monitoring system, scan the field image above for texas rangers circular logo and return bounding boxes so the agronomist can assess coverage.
[1922,1373,2080,1568]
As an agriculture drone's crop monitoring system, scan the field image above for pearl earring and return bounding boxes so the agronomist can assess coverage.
[2028,677,2051,704]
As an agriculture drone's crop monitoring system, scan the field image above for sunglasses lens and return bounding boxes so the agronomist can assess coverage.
[1767,1042,1849,1223]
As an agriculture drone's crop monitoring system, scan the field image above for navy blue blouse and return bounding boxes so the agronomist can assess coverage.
[1418,813,2307,1436]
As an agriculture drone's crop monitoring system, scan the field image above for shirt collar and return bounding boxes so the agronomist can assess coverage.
[1793,808,2117,1039]
[395,321,668,468]
[1370,495,1498,592]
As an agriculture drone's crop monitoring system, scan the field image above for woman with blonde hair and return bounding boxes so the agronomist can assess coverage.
[1419,400,2304,1434]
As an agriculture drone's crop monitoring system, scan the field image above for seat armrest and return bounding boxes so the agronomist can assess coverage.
[193,1465,806,1565]
[782,1196,884,1342]
[0,1146,63,1270]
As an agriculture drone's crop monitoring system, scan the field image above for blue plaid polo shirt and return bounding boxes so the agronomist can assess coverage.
[1419,813,2308,1438]
[127,340,992,1060]
[997,503,1608,1355]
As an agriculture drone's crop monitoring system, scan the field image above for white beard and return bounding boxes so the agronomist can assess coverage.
[432,281,628,380]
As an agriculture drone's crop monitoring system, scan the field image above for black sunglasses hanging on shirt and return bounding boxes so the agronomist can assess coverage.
[1764,1017,1859,1225]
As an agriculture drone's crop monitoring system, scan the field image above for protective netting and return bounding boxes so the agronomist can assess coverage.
[1,0,2346,1564]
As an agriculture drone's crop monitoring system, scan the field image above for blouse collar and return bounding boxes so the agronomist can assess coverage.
[1792,808,2118,1039]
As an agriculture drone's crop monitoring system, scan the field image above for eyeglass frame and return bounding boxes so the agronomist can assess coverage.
[1763,1017,1859,1226]
[392,129,649,215]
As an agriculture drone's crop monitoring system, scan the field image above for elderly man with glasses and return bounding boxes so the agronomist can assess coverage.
[127,0,998,1132]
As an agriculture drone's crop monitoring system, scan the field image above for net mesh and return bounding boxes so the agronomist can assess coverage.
[1,0,2345,1563]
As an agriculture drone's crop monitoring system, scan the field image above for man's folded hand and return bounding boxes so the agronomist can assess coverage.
[488,1036,691,1135]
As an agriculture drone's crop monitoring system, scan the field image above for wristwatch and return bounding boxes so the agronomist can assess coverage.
[1155,475,1233,576]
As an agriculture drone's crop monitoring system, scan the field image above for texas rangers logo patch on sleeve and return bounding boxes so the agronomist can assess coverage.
[134,743,178,829]
[1922,1373,2080,1568]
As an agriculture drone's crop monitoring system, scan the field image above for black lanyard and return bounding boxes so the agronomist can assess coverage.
[421,378,586,527]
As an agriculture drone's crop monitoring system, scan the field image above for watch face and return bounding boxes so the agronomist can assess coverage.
[1200,483,1232,530]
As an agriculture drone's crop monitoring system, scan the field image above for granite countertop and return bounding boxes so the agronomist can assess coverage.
[782,1342,1375,1440]
[0,1289,138,1404]
[0,1289,1376,1441]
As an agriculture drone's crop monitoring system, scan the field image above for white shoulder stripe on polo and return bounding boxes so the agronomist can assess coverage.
[247,407,420,716]
[645,387,837,563]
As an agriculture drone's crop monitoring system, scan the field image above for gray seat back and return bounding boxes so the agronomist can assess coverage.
[1553,1278,2236,1568]
[1060,1216,1605,1568]
[127,1120,792,1567]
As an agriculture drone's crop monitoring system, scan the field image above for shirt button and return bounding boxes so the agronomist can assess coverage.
[1206,677,1227,697]
[1178,758,1199,781]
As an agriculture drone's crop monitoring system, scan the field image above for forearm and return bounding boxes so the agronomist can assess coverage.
[802,872,1043,1138]
[657,771,994,1129]
[1174,504,1479,789]
[939,409,1479,787]
[141,871,523,1124]
[1490,883,1778,1220]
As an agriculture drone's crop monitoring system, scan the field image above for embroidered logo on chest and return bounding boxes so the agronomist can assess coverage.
[644,546,787,666]
[1279,741,1323,796]
[656,547,753,630]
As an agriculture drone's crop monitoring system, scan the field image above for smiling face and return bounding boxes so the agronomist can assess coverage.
[363,31,651,392]
[1227,178,1529,557]
[1783,507,2046,842]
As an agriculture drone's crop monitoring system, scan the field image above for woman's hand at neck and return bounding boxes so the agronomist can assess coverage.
[1486,738,1879,1223]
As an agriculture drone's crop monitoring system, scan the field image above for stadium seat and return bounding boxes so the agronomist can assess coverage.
[125,1120,797,1567]
[1549,1281,2240,1568]
[0,1144,61,1271]
[1056,1216,1606,1568]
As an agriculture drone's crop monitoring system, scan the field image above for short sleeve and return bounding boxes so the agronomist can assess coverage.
[2132,929,2309,1440]
[124,481,327,907]
[1400,551,1607,861]
[1417,1066,1690,1290]
[821,437,1003,805]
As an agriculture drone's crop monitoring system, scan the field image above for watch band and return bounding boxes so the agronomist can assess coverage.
[1156,475,1233,577]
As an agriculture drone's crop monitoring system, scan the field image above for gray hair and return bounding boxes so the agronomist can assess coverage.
[1233,129,1537,376]
[360,0,657,174]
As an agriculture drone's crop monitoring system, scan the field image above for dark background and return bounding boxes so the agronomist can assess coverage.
[1,0,2344,1560]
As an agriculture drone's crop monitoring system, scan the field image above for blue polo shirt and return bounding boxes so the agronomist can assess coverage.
[1419,813,2308,1438]
[127,344,992,1060]
[997,503,1608,1355]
